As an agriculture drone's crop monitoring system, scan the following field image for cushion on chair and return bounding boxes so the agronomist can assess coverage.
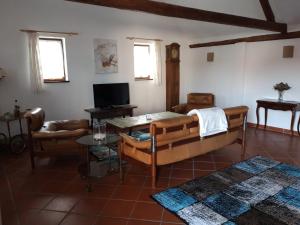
[130,131,151,141]
[50,120,89,131]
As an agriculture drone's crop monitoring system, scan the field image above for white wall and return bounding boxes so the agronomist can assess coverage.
[1,0,300,135]
[0,0,197,135]
[243,39,300,130]
[191,38,300,131]
[189,43,247,108]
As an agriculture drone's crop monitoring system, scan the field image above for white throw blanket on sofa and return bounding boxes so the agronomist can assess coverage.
[187,107,228,137]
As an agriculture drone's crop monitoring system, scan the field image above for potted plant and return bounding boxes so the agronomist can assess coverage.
[273,82,291,101]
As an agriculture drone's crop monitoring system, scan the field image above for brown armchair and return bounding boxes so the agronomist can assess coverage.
[172,93,215,114]
[24,108,89,169]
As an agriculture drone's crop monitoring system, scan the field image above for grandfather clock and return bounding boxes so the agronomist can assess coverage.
[166,43,180,111]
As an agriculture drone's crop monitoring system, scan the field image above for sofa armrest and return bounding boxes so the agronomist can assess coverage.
[32,128,88,140]
[171,104,187,113]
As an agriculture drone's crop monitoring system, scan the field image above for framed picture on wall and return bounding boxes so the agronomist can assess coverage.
[94,39,118,74]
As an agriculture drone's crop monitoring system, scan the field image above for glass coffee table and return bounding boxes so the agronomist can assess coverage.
[76,133,120,191]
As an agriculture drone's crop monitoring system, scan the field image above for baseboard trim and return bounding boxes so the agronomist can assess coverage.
[247,122,300,137]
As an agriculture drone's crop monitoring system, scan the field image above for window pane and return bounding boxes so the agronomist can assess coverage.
[134,45,151,78]
[39,38,66,80]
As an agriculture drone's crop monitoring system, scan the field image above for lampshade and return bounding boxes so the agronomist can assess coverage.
[0,67,7,79]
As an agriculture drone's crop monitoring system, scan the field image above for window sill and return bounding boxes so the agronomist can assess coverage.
[44,80,70,83]
[135,77,153,81]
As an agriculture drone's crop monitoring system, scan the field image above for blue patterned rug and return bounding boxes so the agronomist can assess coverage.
[152,156,300,225]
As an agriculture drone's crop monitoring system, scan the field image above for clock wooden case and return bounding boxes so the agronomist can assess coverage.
[166,43,180,111]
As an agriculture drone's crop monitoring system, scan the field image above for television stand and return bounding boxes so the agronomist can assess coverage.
[84,105,137,128]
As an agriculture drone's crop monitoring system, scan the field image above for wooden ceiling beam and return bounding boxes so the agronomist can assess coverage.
[189,31,300,48]
[259,0,275,22]
[65,0,287,33]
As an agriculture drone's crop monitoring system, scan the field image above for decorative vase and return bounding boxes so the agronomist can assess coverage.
[278,91,283,101]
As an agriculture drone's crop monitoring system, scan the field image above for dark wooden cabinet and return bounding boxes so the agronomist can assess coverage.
[166,43,180,111]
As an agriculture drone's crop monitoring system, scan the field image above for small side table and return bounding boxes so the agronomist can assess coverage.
[256,99,300,136]
[0,112,27,154]
[76,133,120,191]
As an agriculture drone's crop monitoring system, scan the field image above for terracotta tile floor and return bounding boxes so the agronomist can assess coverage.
[1,128,300,225]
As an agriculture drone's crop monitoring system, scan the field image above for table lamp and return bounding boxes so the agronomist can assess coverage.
[0,67,7,80]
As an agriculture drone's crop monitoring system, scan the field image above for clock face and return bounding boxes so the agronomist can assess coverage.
[171,48,178,59]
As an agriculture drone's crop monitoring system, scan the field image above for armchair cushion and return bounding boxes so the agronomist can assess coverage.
[32,129,88,139]
[32,119,89,139]
[25,107,90,169]
[172,104,187,114]
[172,93,215,114]
[48,120,89,131]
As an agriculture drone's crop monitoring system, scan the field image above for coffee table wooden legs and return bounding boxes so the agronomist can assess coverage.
[256,106,260,128]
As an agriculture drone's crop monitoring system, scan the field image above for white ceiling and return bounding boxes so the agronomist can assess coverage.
[61,0,300,41]
[156,0,300,25]
[271,0,300,25]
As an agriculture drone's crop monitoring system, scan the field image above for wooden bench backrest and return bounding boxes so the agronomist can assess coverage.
[150,106,248,147]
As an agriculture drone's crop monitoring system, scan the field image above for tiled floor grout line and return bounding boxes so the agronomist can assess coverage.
[158,166,169,225]
[126,173,148,225]
[158,163,176,225]
[4,128,300,225]
[92,190,120,223]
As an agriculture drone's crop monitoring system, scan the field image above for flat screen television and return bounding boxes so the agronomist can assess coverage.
[93,83,130,108]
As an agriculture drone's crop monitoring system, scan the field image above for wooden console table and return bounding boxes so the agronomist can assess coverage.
[256,99,300,135]
[85,105,137,128]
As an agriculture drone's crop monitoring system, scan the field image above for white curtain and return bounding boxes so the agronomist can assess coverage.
[28,32,43,93]
[153,40,162,86]
[130,38,162,85]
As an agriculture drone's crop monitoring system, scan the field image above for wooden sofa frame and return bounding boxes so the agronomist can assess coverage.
[119,106,248,188]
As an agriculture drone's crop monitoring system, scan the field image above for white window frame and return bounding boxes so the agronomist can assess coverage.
[38,36,69,83]
[133,41,156,81]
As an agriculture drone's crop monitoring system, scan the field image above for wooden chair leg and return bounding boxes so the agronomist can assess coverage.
[152,163,156,189]
[151,135,157,189]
